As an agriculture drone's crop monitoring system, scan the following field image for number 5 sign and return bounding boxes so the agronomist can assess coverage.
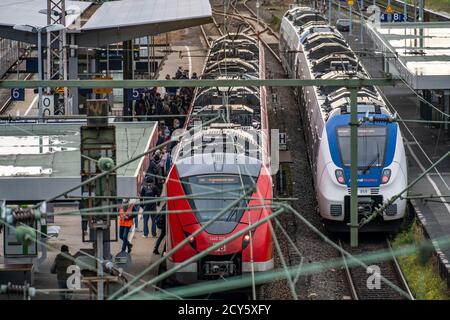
[11,88,25,101]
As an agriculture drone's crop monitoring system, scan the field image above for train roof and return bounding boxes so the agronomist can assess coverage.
[190,29,263,132]
[282,7,389,119]
[176,126,263,164]
[175,153,262,178]
[204,58,259,75]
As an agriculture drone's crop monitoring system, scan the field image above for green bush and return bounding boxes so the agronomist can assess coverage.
[392,224,450,300]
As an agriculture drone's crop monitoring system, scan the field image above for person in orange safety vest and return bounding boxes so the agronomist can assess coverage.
[119,199,136,253]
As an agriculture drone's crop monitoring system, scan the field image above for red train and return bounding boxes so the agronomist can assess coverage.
[163,34,274,286]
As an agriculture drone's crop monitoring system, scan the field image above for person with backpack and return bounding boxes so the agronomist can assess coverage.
[140,176,160,238]
[50,245,75,300]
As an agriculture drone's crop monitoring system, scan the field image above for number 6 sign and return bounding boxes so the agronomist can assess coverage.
[11,88,25,101]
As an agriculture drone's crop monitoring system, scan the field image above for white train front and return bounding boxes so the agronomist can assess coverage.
[279,7,408,232]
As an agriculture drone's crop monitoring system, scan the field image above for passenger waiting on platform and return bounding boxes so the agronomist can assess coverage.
[175,66,183,79]
[191,72,198,80]
[159,147,169,177]
[154,92,164,116]
[165,74,178,96]
[140,176,160,238]
[135,99,146,121]
[119,199,135,253]
[50,245,74,300]
[149,150,164,186]
[180,70,189,79]
[153,209,166,255]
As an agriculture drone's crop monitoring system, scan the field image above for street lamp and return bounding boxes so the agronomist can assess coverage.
[13,23,65,119]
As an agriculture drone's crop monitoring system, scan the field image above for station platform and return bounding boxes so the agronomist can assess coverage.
[0,121,158,201]
[366,21,450,90]
[0,208,162,300]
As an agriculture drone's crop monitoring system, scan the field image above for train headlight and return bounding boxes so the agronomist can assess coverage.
[381,169,391,184]
[184,232,197,250]
[335,169,346,185]
[242,233,251,249]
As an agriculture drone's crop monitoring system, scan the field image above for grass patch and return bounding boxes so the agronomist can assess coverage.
[392,223,450,300]
[271,15,283,32]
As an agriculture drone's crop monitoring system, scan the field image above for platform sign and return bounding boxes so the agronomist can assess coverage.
[126,88,144,101]
[11,88,25,101]
[93,76,113,94]
[386,4,394,14]
[25,57,38,73]
[279,132,287,151]
[97,49,140,60]
[41,95,55,116]
[381,13,406,22]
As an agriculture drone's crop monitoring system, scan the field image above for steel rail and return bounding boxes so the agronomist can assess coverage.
[387,237,415,300]
[242,0,280,40]
[339,238,414,300]
[339,239,359,300]
[229,1,281,63]
[283,203,413,300]
[129,204,448,300]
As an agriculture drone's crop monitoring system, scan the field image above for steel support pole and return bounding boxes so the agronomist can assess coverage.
[404,1,407,21]
[96,229,104,300]
[338,1,341,19]
[419,0,424,21]
[37,29,43,120]
[350,5,353,35]
[350,87,359,247]
[328,0,332,22]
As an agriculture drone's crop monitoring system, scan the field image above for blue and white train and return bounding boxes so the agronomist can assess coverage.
[279,7,408,232]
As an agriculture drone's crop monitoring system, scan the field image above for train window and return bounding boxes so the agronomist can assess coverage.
[181,175,255,223]
[336,126,388,169]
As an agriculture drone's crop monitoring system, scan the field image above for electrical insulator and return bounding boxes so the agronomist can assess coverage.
[0,282,36,298]
[6,208,41,225]
[369,116,395,123]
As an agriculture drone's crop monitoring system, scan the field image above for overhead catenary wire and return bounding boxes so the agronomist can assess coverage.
[119,206,286,300]
[127,202,434,300]
[108,187,258,300]
[31,114,223,208]
[0,219,173,298]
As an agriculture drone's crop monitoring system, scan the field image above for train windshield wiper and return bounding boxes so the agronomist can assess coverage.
[225,206,239,222]
[362,146,380,174]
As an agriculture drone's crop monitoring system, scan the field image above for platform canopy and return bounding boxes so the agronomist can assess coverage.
[0,0,212,47]
[0,122,157,201]
[368,21,450,90]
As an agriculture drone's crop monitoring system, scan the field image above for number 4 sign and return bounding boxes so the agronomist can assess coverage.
[11,88,25,101]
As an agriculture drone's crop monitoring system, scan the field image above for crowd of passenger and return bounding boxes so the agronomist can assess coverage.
[119,67,197,257]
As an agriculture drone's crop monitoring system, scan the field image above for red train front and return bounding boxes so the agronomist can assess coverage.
[165,146,273,284]
[164,34,273,285]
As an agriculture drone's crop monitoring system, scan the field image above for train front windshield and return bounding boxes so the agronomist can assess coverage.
[336,126,387,168]
[182,175,254,223]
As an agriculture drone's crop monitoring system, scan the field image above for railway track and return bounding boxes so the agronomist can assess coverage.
[339,238,414,300]
[200,14,224,48]
[229,0,281,63]
[200,0,281,63]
